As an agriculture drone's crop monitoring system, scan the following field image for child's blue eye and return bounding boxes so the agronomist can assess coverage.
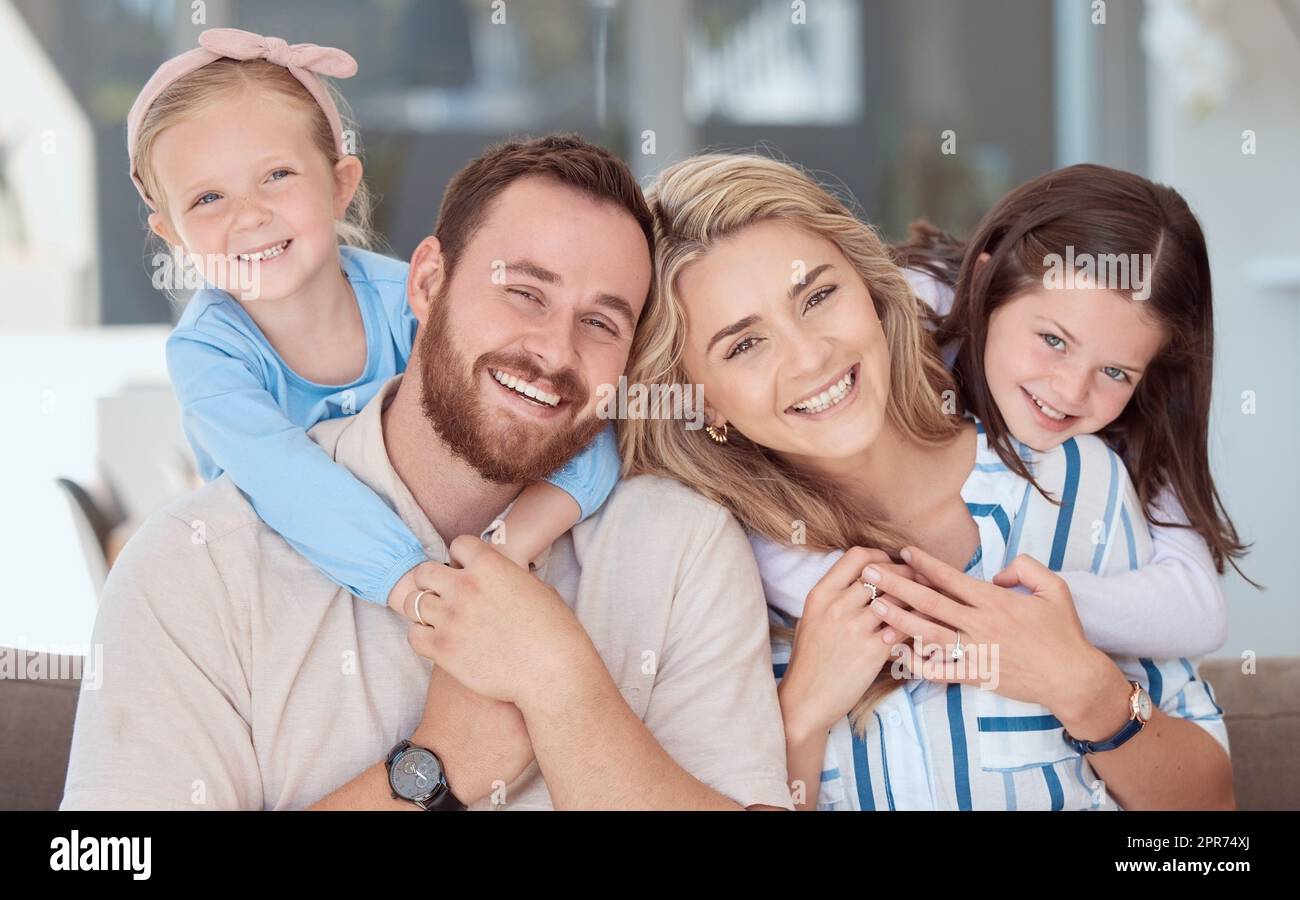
[1102,366,1128,382]
[193,192,220,207]
[269,169,292,181]
[1040,333,1065,350]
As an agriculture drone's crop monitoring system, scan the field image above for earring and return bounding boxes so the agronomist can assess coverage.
[704,422,729,444]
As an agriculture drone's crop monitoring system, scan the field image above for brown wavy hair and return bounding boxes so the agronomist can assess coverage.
[433,133,655,295]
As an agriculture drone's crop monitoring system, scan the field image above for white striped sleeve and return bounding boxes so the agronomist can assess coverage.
[1116,656,1230,758]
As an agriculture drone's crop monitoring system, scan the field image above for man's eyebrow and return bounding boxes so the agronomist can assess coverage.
[505,259,562,284]
[505,261,634,329]
[595,294,636,331]
[789,264,833,300]
[707,314,762,355]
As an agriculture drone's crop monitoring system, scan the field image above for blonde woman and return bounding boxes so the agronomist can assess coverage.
[621,153,1234,810]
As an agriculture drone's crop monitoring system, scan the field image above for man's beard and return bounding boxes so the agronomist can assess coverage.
[416,285,606,485]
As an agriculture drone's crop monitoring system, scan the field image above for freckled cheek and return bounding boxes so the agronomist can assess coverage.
[283,194,331,235]
[180,218,225,257]
[185,225,236,267]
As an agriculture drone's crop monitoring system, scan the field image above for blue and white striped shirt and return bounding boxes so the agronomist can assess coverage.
[757,419,1229,810]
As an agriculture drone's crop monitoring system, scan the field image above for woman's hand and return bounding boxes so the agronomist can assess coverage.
[862,545,1110,716]
[779,547,919,742]
[864,547,1236,810]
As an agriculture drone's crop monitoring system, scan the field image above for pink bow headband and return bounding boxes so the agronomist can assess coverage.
[126,27,358,211]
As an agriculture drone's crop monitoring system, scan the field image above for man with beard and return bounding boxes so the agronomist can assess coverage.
[61,135,792,811]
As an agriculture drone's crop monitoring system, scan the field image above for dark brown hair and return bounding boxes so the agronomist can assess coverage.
[895,163,1254,584]
[433,133,654,307]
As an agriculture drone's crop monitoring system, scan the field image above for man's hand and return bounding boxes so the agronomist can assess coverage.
[403,535,597,708]
[410,664,534,804]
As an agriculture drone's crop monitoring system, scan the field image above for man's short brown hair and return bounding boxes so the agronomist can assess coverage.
[434,133,654,302]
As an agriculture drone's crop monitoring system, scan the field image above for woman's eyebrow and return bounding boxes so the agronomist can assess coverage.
[707,313,762,354]
[790,263,833,299]
[704,264,835,353]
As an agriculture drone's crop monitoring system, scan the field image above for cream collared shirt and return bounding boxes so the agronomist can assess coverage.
[61,376,791,810]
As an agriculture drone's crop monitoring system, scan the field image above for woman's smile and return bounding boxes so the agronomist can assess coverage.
[786,362,860,420]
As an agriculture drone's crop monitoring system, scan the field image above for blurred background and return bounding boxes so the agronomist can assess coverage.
[1,0,1297,667]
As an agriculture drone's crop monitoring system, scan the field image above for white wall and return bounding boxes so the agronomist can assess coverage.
[0,327,172,655]
[1147,1,1300,659]
[0,0,98,329]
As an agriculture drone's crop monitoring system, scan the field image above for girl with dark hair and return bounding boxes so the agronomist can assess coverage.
[886,163,1254,662]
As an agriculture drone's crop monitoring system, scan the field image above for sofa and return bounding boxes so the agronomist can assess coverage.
[2,650,1296,810]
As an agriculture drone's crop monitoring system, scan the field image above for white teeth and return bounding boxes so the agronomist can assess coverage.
[1029,391,1069,420]
[792,368,855,413]
[491,369,559,407]
[238,240,288,262]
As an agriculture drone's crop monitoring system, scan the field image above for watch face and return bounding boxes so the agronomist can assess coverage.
[391,748,442,800]
[1136,689,1153,721]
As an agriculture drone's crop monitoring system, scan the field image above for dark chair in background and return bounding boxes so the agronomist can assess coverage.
[53,476,126,595]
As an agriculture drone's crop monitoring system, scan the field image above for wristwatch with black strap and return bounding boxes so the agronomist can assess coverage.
[1062,680,1153,755]
[385,739,466,810]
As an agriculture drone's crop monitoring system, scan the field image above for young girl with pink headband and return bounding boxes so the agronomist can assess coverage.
[127,28,620,612]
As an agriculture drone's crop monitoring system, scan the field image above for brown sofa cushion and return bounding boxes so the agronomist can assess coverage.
[0,651,83,810]
[1,650,1297,809]
[1200,657,1300,810]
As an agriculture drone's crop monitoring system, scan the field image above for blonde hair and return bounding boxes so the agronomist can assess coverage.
[622,153,962,735]
[133,58,377,250]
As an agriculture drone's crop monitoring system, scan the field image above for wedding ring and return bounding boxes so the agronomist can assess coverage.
[861,580,878,602]
[951,630,965,661]
[412,589,434,627]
